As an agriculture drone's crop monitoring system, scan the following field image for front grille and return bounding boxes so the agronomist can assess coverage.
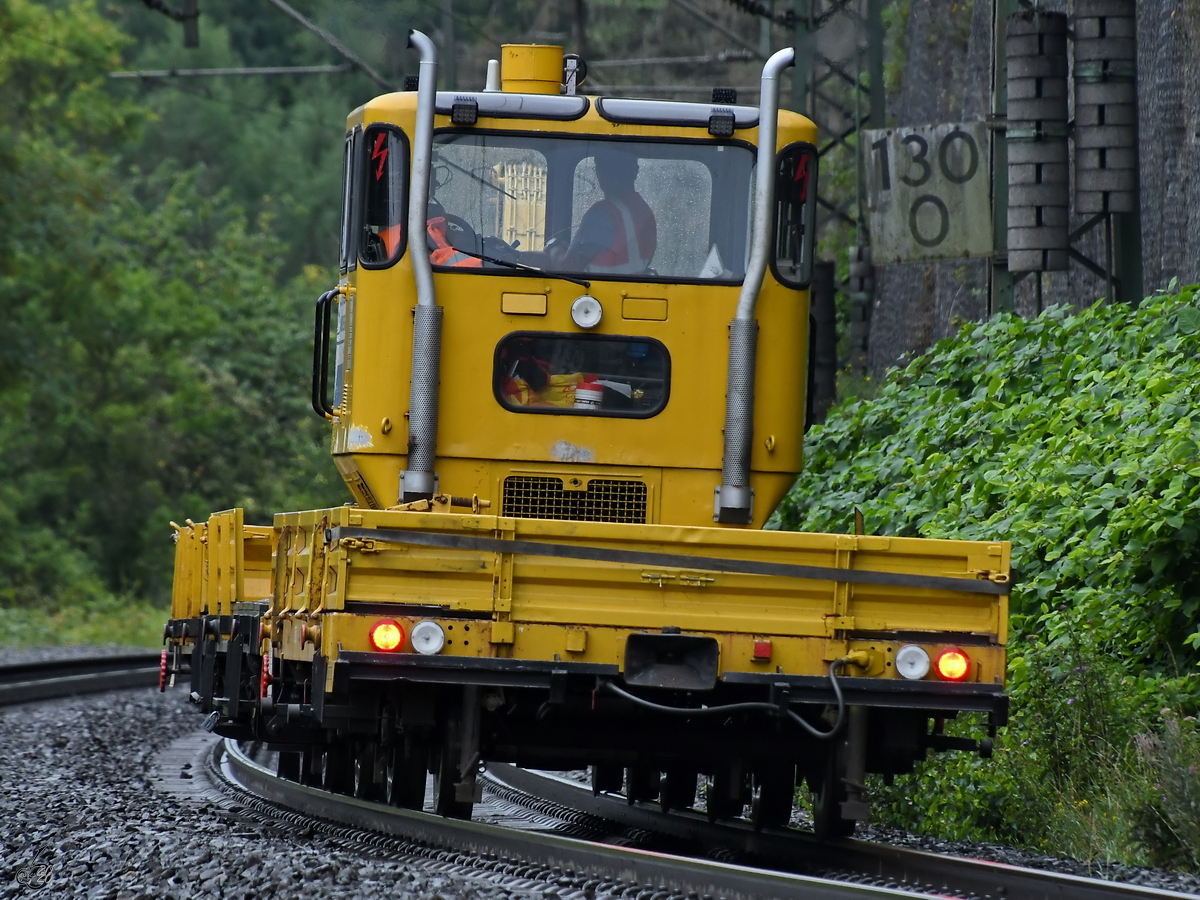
[502,476,648,524]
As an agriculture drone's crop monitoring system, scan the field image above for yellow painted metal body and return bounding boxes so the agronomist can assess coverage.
[171,505,1009,690]
[328,91,811,529]
[165,70,1011,705]
[501,44,566,94]
[170,510,275,619]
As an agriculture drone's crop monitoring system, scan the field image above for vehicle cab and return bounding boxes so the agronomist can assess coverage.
[319,43,818,529]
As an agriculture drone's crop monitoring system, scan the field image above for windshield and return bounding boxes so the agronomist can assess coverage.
[428,133,754,282]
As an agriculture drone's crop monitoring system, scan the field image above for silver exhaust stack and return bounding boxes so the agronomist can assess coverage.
[715,47,795,524]
[401,30,441,502]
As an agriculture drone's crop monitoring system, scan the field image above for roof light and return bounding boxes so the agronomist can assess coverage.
[895,644,930,680]
[935,647,971,682]
[410,620,446,656]
[370,620,405,652]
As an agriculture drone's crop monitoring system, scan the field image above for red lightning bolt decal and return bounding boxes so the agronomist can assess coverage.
[371,133,388,180]
[794,153,809,203]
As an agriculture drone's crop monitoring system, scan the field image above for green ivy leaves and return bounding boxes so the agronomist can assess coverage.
[780,288,1200,670]
[782,291,1200,857]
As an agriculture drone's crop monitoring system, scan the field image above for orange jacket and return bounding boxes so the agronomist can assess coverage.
[427,217,482,268]
[588,192,657,274]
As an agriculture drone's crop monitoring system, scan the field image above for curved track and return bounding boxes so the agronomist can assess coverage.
[4,654,1193,900]
[218,738,912,900]
[487,765,1194,900]
[0,652,161,706]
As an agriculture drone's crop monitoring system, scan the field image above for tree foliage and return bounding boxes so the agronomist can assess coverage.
[0,0,341,608]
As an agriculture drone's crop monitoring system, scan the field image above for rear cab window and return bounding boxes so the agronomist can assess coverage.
[495,333,669,417]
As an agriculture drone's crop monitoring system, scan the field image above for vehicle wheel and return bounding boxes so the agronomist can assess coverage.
[353,742,380,801]
[750,763,795,831]
[591,764,623,797]
[276,750,301,781]
[432,729,473,820]
[624,766,659,805]
[811,748,856,841]
[385,735,429,810]
[660,768,698,812]
[299,747,320,787]
[320,743,350,794]
[706,763,745,822]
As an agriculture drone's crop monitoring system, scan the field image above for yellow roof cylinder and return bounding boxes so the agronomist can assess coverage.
[501,44,563,95]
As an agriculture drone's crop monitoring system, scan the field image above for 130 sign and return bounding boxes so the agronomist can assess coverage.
[864,122,992,264]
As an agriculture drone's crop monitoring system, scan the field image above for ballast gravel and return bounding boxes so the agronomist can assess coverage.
[0,648,529,900]
[854,823,1200,896]
[3,646,1200,898]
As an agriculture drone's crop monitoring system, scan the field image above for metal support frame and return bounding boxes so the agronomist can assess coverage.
[725,0,881,385]
[989,0,1019,314]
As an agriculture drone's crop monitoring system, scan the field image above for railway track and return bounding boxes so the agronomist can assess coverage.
[0,651,161,706]
[218,741,1195,900]
[218,738,909,900]
[485,765,1196,900]
[3,654,1193,900]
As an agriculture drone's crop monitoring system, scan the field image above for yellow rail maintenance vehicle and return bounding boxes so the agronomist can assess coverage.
[162,34,1012,839]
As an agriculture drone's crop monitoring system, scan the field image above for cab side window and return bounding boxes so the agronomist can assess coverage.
[360,125,409,267]
[338,128,360,273]
[771,143,818,288]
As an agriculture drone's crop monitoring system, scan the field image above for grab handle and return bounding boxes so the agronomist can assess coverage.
[311,288,338,419]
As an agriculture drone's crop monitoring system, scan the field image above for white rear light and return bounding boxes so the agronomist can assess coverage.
[411,620,446,655]
[895,644,930,680]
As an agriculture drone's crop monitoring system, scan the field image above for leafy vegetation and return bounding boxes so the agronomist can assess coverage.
[779,289,1200,868]
[0,0,342,642]
[0,0,785,644]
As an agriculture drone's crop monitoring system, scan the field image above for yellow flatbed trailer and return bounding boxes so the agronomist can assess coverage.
[162,36,1011,838]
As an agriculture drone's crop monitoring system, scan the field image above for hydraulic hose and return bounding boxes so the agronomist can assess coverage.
[601,655,850,741]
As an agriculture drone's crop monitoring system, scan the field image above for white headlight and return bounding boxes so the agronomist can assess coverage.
[410,620,445,656]
[895,644,930,680]
[570,294,603,329]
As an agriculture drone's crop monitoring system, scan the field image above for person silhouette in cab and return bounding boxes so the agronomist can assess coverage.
[560,151,656,275]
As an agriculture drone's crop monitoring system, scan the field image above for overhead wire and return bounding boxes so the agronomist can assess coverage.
[261,0,395,92]
[5,26,350,158]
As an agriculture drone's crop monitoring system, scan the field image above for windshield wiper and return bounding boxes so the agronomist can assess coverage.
[450,247,591,288]
[433,153,517,200]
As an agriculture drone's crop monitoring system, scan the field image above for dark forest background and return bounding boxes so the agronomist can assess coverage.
[0,0,780,617]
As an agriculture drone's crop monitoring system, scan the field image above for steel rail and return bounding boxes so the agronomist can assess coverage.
[220,739,917,900]
[488,765,1193,900]
[0,652,162,706]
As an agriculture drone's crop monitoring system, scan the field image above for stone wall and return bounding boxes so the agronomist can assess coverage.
[867,0,1198,374]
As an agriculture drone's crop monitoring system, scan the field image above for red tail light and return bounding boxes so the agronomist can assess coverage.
[935,647,971,682]
[370,619,405,652]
